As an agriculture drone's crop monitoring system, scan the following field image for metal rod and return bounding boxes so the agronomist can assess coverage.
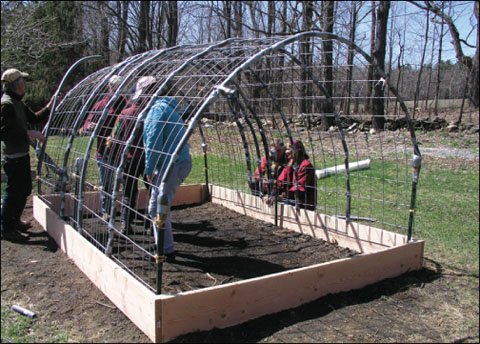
[37,55,102,195]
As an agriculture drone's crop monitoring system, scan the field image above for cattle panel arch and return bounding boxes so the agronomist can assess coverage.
[34,32,424,342]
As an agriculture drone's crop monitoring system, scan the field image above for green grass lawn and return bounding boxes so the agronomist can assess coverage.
[415,166,479,273]
[1,306,69,343]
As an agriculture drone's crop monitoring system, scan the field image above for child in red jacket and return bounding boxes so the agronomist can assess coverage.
[268,140,317,210]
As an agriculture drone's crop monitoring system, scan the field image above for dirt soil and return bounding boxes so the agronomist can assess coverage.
[1,195,478,343]
[106,202,357,295]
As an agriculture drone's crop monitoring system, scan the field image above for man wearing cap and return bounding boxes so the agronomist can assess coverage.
[1,68,55,242]
[106,76,156,234]
[81,75,127,220]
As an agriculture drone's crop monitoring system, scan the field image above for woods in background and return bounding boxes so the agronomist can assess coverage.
[1,1,478,123]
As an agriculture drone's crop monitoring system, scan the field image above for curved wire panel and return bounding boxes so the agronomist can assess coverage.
[37,33,420,293]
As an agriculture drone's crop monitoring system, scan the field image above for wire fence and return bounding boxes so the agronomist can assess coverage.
[37,32,421,294]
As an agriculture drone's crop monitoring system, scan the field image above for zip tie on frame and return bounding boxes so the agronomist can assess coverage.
[374,76,386,90]
[411,154,422,183]
[214,85,236,99]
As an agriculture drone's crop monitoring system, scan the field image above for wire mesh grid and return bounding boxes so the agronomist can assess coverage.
[37,32,421,293]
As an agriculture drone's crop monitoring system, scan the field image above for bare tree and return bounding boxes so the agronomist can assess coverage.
[98,1,110,64]
[318,1,335,131]
[247,1,260,38]
[233,0,243,38]
[424,23,436,116]
[433,2,445,116]
[166,1,178,47]
[365,0,376,113]
[116,1,129,61]
[413,8,430,118]
[410,0,479,108]
[137,1,150,53]
[299,1,314,129]
[371,0,390,131]
[1,2,85,71]
[345,0,359,115]
[223,0,232,39]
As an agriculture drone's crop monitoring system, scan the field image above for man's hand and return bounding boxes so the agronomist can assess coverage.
[27,130,46,143]
[46,93,62,111]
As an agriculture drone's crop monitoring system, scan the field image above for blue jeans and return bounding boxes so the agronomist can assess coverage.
[149,156,192,253]
[97,157,115,216]
[1,155,32,232]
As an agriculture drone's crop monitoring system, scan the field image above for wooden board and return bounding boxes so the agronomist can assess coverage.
[41,184,207,216]
[34,183,424,343]
[209,185,408,254]
[158,241,423,342]
[33,196,159,341]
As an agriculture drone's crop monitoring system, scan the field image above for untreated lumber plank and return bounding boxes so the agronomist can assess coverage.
[34,183,424,343]
[159,240,424,342]
[210,185,408,254]
[43,184,207,216]
[33,196,159,342]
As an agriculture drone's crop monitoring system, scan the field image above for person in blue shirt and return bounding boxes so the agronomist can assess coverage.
[143,93,192,262]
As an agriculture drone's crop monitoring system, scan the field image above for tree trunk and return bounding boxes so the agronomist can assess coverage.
[223,0,232,39]
[117,1,128,61]
[267,1,275,37]
[166,1,178,47]
[366,0,376,113]
[319,0,335,131]
[345,1,358,115]
[233,1,243,38]
[98,1,110,65]
[425,25,436,117]
[433,2,445,117]
[137,0,150,53]
[394,33,405,118]
[371,0,390,131]
[300,1,314,129]
[413,9,429,118]
[471,1,479,108]
[247,1,260,38]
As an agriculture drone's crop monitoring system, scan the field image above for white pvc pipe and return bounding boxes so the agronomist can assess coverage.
[316,158,371,179]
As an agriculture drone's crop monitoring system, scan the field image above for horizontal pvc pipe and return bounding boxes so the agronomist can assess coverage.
[316,159,371,179]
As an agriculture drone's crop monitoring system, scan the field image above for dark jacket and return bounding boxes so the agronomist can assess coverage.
[1,91,49,156]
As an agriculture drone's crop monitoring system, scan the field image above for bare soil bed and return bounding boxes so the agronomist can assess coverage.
[101,202,357,294]
[1,195,478,343]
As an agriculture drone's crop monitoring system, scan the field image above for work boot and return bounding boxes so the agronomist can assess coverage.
[165,251,176,263]
[16,220,32,232]
[1,230,29,243]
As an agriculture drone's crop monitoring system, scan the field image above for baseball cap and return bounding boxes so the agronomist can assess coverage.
[1,68,29,83]
[132,76,156,100]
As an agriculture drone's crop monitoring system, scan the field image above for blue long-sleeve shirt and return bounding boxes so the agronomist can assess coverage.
[143,97,190,176]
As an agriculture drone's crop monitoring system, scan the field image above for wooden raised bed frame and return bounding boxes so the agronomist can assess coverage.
[33,183,424,343]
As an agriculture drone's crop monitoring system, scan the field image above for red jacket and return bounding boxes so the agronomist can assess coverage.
[254,156,268,181]
[83,95,126,159]
[109,102,145,162]
[287,159,316,210]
